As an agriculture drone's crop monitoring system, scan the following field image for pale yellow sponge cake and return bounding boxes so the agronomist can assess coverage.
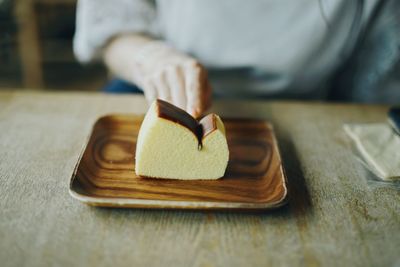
[135,99,229,180]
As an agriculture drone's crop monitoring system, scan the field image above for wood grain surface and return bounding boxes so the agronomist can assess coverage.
[70,115,287,209]
[0,90,399,267]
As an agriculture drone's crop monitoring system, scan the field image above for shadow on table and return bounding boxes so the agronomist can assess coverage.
[276,134,313,217]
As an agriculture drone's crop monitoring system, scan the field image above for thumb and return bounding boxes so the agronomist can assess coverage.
[185,63,212,118]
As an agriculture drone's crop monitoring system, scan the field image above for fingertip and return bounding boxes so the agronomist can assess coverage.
[189,106,203,119]
[167,66,187,110]
[143,80,157,104]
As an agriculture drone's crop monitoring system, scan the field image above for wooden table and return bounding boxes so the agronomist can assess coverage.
[0,90,399,267]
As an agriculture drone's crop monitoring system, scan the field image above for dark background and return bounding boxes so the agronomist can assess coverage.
[0,0,106,91]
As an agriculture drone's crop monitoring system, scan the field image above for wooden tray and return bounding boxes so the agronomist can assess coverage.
[69,114,288,210]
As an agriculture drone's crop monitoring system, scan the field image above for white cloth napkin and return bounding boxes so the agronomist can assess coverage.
[344,123,400,180]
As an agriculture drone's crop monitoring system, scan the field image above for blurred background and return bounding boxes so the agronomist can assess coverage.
[0,0,107,91]
[0,0,399,103]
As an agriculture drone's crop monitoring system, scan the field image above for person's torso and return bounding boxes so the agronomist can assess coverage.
[156,0,365,98]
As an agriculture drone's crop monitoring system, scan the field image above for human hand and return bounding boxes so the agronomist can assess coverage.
[131,41,212,118]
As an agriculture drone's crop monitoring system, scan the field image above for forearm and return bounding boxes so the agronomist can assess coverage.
[102,34,154,85]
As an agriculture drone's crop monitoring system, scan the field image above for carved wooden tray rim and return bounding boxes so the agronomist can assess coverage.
[69,114,288,210]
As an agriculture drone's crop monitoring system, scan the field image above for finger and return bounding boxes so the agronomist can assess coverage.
[167,66,187,110]
[154,72,171,103]
[143,78,158,104]
[185,62,208,118]
[203,77,212,111]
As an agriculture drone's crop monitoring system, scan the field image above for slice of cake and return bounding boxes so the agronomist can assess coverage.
[135,99,229,180]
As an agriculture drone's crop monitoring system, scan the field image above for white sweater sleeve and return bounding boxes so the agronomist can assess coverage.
[73,0,159,63]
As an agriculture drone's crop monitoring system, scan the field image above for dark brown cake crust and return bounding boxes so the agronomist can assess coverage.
[155,99,218,149]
